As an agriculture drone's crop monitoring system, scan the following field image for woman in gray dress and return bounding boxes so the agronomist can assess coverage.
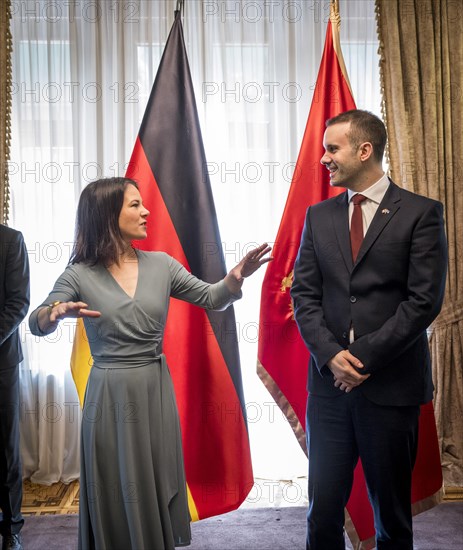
[29,177,271,550]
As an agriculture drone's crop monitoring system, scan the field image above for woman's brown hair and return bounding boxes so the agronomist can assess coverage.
[69,177,138,266]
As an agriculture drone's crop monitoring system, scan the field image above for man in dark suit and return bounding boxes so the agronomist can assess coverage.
[0,224,29,550]
[291,110,447,550]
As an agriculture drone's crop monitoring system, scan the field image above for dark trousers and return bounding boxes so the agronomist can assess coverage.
[306,390,419,550]
[0,364,24,536]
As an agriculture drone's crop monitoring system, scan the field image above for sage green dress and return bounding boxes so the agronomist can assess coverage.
[29,251,240,550]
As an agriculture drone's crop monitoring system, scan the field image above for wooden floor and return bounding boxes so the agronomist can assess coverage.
[22,479,79,515]
[21,480,462,516]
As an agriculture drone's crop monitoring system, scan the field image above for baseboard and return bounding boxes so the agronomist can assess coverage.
[443,486,463,501]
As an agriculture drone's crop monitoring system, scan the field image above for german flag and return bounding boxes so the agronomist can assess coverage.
[127,7,253,521]
[257,1,442,548]
[72,9,253,521]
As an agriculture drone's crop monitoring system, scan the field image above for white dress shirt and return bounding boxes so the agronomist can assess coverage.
[347,174,390,342]
[347,173,390,234]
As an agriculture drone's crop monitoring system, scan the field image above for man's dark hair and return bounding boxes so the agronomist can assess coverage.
[326,109,387,163]
[70,177,139,267]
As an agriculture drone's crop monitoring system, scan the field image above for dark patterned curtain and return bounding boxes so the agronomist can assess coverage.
[376,0,463,493]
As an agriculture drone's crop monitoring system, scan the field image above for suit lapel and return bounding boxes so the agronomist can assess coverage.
[355,181,401,266]
[333,192,353,271]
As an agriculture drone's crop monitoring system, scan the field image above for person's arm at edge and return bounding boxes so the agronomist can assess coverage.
[0,231,30,346]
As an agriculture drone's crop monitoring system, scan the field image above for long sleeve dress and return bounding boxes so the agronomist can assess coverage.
[29,250,241,550]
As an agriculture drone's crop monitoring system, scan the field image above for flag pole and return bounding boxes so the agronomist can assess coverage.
[329,0,354,96]
[175,0,185,16]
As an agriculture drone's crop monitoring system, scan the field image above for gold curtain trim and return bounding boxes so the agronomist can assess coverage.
[0,0,13,224]
[374,0,392,175]
[429,301,463,331]
[256,359,307,455]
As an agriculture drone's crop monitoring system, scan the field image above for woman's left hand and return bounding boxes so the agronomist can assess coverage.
[235,243,273,279]
[225,243,272,293]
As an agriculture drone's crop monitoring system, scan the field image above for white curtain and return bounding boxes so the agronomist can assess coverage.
[10,0,380,488]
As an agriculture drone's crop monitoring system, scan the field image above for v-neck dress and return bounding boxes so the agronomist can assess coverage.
[29,251,240,550]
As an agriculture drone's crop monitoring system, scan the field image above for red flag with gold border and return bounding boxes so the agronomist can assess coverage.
[256,2,443,548]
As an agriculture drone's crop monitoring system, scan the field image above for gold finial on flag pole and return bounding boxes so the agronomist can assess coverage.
[329,0,354,96]
[330,0,341,28]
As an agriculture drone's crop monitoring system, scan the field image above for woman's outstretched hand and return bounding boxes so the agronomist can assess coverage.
[37,301,101,335]
[225,243,272,294]
[237,243,273,279]
[49,301,101,323]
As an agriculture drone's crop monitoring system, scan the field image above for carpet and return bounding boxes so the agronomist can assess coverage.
[19,502,463,549]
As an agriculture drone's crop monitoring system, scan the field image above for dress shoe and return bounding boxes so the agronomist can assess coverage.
[2,533,23,550]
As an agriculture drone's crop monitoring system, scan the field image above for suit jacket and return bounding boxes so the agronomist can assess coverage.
[0,224,30,369]
[291,181,447,406]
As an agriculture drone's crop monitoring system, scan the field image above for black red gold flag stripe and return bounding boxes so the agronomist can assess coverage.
[72,9,253,521]
[126,10,253,520]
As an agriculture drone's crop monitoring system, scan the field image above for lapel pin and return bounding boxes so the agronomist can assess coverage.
[381,208,390,214]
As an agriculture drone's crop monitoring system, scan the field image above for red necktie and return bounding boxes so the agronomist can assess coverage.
[350,194,367,262]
